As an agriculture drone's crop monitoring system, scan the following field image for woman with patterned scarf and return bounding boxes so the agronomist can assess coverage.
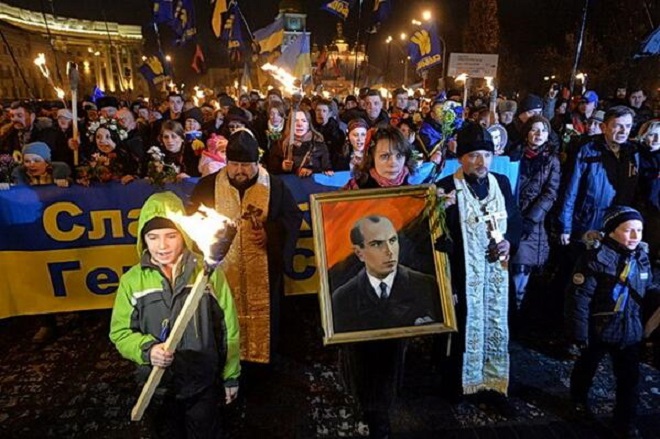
[344,125,417,190]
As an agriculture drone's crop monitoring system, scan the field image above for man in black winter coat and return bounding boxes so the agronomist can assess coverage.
[314,99,346,170]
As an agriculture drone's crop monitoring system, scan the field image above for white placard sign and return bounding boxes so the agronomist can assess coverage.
[447,53,499,78]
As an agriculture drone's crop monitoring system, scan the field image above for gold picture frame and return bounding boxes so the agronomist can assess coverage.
[310,185,457,345]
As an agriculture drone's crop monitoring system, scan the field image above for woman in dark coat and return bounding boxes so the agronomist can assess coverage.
[341,126,418,439]
[510,115,561,309]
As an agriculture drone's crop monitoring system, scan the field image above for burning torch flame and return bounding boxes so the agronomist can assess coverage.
[378,87,391,99]
[34,53,50,79]
[169,205,236,267]
[35,53,66,103]
[484,76,495,92]
[192,86,205,107]
[261,63,301,96]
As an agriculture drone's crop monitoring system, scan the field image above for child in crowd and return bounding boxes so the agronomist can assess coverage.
[109,191,240,438]
[182,107,206,177]
[198,133,228,177]
[11,142,71,188]
[566,206,659,439]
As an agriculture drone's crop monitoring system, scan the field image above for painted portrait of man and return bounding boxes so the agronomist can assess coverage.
[331,215,440,333]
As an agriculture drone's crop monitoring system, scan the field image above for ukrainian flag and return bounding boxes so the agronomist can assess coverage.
[254,17,285,54]
[294,33,312,79]
[275,32,311,79]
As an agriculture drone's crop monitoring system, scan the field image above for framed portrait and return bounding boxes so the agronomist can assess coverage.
[310,185,457,345]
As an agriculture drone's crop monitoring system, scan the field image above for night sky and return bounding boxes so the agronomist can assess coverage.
[7,1,658,92]
[9,0,587,52]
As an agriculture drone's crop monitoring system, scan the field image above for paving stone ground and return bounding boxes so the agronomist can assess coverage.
[1,295,659,438]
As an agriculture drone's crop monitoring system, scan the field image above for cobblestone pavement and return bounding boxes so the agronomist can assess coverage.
[1,295,659,439]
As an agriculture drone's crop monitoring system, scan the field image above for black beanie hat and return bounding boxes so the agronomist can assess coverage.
[602,205,644,235]
[456,122,494,157]
[183,107,204,125]
[141,216,179,241]
[519,94,543,113]
[226,129,259,163]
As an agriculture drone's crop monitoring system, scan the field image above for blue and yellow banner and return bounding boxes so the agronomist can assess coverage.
[138,53,170,85]
[0,160,518,319]
[153,0,197,44]
[221,2,251,53]
[0,180,193,318]
[321,0,355,21]
[408,21,443,73]
[253,16,285,54]
[172,0,197,44]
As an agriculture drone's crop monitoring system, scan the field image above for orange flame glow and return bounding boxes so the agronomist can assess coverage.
[170,205,234,266]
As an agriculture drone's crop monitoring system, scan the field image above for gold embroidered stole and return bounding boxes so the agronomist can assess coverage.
[454,169,510,395]
[214,166,271,363]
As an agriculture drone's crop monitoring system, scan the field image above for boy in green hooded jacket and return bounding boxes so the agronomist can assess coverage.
[110,191,240,438]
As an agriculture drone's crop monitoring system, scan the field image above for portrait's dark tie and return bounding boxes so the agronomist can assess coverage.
[379,282,388,301]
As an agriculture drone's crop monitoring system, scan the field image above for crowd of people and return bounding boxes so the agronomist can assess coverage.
[1,82,659,439]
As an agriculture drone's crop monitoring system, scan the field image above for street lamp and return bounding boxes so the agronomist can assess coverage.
[165,54,172,62]
[400,33,407,41]
[422,10,432,21]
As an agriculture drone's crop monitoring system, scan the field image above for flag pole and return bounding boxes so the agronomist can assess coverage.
[569,0,590,95]
[39,0,65,86]
[352,0,364,91]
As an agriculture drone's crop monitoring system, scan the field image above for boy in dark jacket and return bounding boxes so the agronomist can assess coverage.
[566,205,658,439]
[110,192,240,438]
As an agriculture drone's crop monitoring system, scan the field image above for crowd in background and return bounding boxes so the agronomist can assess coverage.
[1,83,659,304]
[1,82,659,305]
[0,81,659,437]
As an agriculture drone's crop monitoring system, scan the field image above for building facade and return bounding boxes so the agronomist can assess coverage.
[0,2,147,100]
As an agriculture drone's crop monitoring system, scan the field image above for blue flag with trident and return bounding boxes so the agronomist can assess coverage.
[407,21,443,73]
[321,0,356,20]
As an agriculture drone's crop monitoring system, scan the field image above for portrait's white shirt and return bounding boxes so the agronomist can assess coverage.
[367,269,397,298]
